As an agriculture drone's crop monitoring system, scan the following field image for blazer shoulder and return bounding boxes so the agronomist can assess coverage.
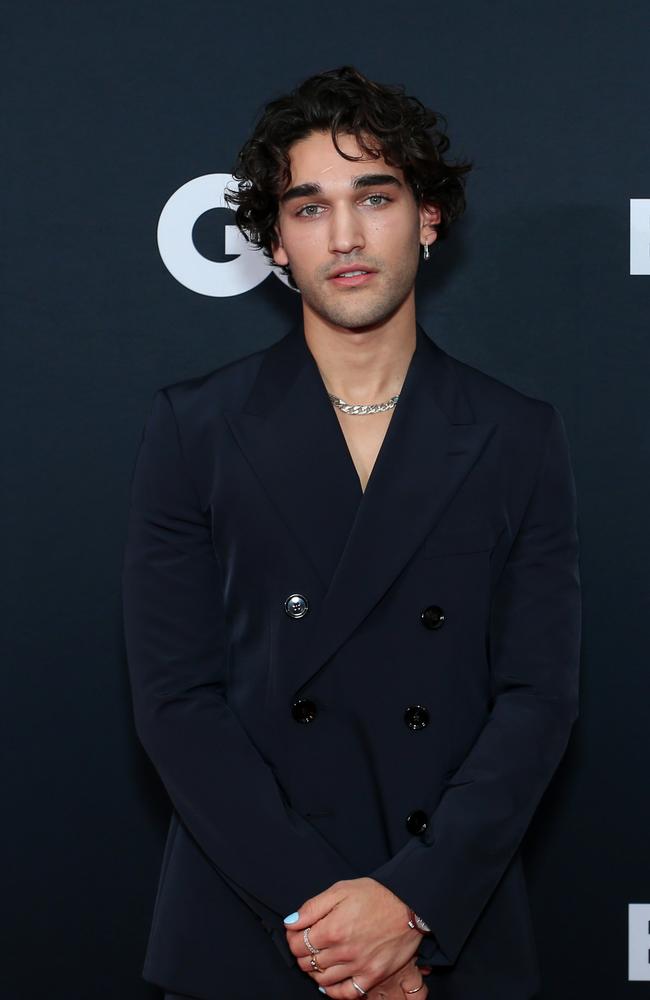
[446,349,560,439]
[151,340,270,425]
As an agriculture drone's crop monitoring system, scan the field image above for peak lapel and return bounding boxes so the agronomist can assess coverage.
[224,323,363,590]
[290,323,497,695]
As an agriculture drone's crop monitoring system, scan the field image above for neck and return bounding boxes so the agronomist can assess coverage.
[302,294,417,403]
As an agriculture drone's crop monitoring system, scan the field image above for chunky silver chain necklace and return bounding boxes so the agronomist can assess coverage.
[327,392,400,415]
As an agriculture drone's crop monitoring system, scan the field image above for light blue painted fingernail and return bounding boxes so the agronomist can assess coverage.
[318,989,327,995]
[283,911,300,924]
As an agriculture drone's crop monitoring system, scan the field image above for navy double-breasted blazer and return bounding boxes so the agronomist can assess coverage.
[121,321,581,1000]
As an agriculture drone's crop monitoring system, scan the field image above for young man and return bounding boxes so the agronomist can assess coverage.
[122,66,581,1000]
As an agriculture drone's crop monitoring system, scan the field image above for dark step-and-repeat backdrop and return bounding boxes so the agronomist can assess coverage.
[3,2,649,997]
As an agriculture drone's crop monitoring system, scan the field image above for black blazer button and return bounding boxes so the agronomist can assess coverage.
[404,705,430,730]
[406,809,428,835]
[285,593,309,619]
[291,698,317,723]
[421,605,445,630]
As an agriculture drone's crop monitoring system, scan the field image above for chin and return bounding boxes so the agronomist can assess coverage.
[331,301,405,331]
[299,292,396,331]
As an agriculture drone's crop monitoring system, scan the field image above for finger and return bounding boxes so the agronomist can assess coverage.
[313,977,356,1000]
[313,969,377,1000]
[286,924,321,958]
[283,883,346,931]
[287,916,333,957]
[296,949,349,976]
[304,958,357,989]
[399,975,427,997]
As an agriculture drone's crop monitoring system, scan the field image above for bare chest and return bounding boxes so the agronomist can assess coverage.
[334,409,395,494]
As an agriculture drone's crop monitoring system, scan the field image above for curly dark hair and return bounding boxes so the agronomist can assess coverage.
[224,65,473,289]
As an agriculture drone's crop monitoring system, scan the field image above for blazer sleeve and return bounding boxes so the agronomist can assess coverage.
[121,388,356,966]
[369,403,582,966]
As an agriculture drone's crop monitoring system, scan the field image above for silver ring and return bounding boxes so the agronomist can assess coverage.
[404,985,424,994]
[351,977,369,997]
[303,926,321,954]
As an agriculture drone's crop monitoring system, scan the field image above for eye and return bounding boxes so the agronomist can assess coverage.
[295,204,324,218]
[363,193,392,207]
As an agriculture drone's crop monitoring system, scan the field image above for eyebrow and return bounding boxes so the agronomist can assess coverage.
[279,173,403,204]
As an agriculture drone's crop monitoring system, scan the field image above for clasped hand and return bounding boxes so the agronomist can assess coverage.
[284,877,431,999]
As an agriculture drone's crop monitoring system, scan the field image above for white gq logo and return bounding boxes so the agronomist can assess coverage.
[157,174,297,297]
[629,904,650,980]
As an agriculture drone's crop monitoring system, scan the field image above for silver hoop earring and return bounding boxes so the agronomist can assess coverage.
[422,241,430,261]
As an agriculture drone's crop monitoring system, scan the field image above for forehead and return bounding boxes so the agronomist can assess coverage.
[284,130,403,184]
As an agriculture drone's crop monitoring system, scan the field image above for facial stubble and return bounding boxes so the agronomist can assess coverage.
[290,245,420,331]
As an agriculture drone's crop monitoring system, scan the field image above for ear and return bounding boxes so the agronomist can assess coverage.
[419,201,441,246]
[272,226,289,267]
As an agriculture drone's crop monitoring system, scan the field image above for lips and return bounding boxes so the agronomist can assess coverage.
[329,266,376,279]
[328,266,377,288]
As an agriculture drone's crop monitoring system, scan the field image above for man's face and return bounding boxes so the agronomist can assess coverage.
[272,130,439,331]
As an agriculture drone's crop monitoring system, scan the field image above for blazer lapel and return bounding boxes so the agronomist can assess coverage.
[223,322,363,590]
[225,321,497,698]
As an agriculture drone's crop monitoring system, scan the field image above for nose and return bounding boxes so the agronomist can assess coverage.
[328,203,365,256]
